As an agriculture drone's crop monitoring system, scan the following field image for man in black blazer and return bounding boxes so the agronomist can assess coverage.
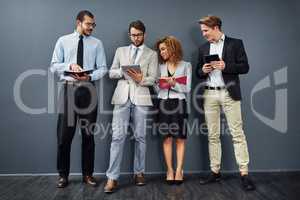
[196,15,255,191]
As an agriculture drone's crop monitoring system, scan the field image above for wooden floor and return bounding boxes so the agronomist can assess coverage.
[0,172,299,200]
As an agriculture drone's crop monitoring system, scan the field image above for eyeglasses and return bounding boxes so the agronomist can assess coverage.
[84,22,96,28]
[129,33,144,38]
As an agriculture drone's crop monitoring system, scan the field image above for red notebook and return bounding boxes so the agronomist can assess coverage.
[175,76,187,84]
[159,76,187,89]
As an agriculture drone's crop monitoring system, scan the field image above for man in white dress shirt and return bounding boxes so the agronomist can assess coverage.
[196,15,255,191]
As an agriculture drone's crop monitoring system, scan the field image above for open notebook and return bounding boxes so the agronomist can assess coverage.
[159,76,187,89]
[64,69,93,76]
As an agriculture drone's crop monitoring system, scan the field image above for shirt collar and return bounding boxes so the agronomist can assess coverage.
[220,34,225,41]
[131,44,145,51]
[211,33,225,44]
[73,30,88,39]
[216,34,225,43]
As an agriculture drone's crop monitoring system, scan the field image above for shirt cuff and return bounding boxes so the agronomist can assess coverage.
[118,68,123,77]
[65,63,72,71]
[90,74,95,81]
[138,75,146,85]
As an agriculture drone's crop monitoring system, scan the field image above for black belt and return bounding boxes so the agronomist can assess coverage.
[205,86,226,90]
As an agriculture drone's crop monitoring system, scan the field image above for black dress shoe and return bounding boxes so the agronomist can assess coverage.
[174,180,184,185]
[166,180,175,185]
[241,175,255,191]
[57,176,68,188]
[199,172,221,185]
[83,176,97,187]
[165,171,174,185]
[174,170,184,185]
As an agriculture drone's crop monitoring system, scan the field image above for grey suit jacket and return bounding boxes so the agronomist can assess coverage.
[155,60,192,99]
[109,45,158,106]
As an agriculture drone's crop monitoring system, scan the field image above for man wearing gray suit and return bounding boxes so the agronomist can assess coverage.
[104,20,158,193]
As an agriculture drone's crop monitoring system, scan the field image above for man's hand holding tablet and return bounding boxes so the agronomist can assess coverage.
[121,65,143,83]
[202,54,225,73]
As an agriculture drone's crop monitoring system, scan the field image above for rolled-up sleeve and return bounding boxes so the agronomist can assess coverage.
[90,41,108,81]
[50,38,70,76]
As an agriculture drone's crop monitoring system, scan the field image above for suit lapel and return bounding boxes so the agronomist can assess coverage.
[162,63,168,77]
[222,36,228,60]
[204,42,210,55]
[137,46,150,76]
[126,46,132,64]
[137,45,149,65]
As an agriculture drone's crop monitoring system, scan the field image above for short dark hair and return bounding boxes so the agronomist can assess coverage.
[198,15,222,30]
[76,10,94,22]
[128,20,146,33]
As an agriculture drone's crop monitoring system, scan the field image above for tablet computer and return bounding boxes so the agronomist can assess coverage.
[204,54,220,63]
[121,64,141,73]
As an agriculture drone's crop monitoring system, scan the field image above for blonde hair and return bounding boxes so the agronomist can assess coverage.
[198,15,222,30]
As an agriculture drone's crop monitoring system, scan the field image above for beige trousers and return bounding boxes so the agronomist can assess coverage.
[204,89,249,173]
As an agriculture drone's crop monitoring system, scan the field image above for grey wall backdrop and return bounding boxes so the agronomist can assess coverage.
[0,0,299,174]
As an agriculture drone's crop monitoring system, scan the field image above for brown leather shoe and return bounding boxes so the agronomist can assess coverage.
[57,176,68,188]
[104,179,118,193]
[82,176,97,187]
[134,173,146,186]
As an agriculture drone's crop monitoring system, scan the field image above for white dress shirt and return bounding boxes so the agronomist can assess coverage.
[130,44,144,64]
[207,34,225,87]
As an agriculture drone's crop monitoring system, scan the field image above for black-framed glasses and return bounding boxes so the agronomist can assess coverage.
[84,22,96,28]
[129,33,144,38]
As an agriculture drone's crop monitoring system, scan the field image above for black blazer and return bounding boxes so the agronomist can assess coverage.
[196,36,249,101]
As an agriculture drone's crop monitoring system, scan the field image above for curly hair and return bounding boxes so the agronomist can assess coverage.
[155,36,183,64]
